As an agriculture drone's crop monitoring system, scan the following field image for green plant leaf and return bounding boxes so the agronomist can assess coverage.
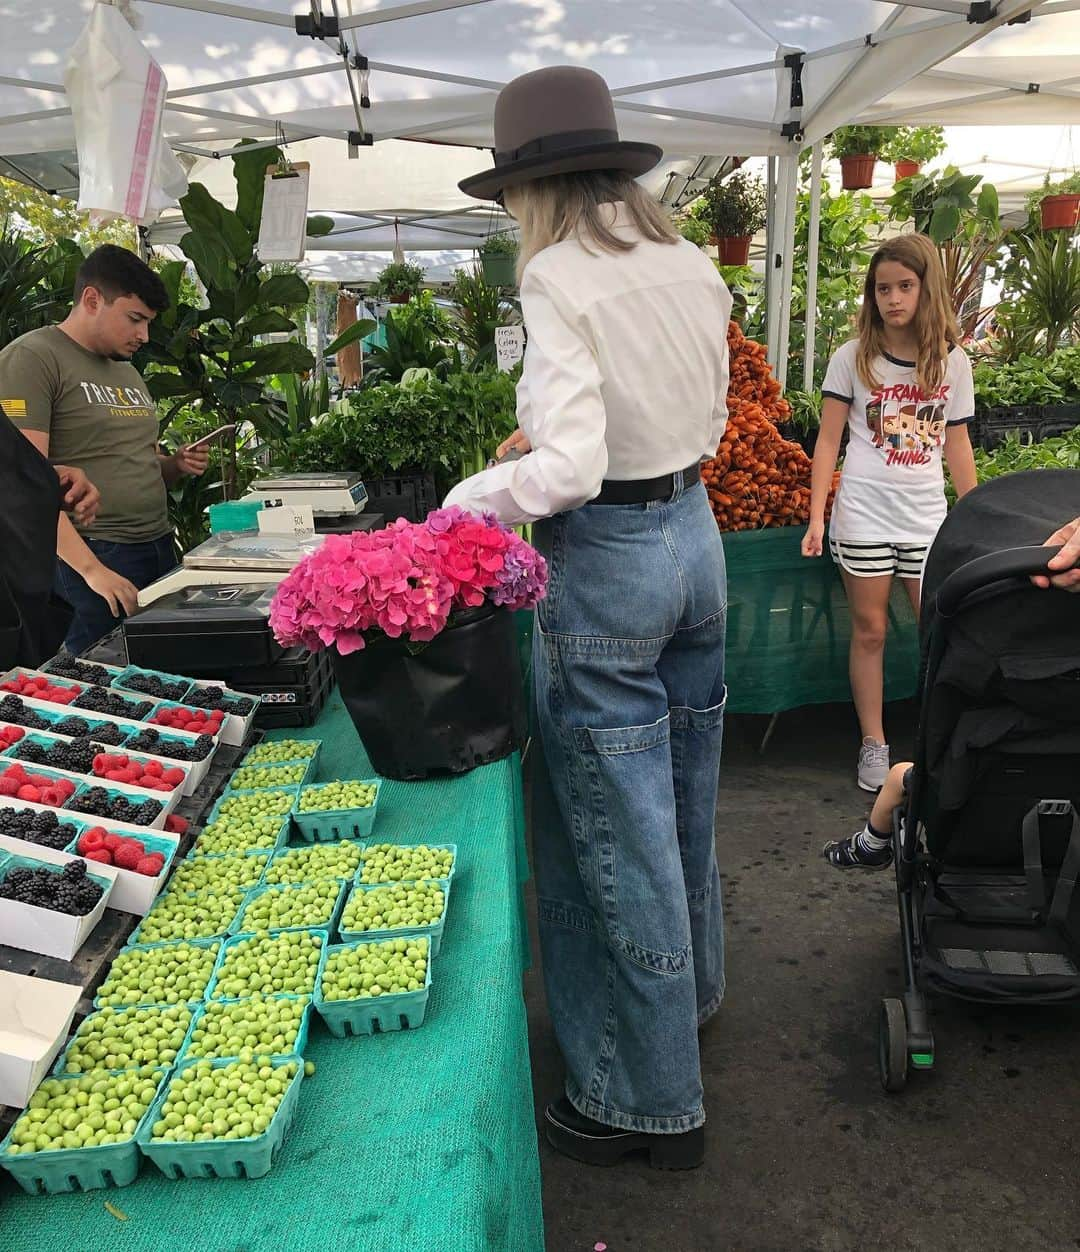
[179,230,235,292]
[306,215,335,238]
[928,204,961,244]
[147,372,197,400]
[233,341,315,379]
[233,140,283,236]
[976,182,1000,226]
[155,261,188,329]
[259,272,310,308]
[325,319,376,355]
[243,310,302,337]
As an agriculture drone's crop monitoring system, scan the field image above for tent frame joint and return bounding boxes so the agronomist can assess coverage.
[967,0,996,20]
[295,4,340,38]
[781,121,804,141]
[784,51,806,108]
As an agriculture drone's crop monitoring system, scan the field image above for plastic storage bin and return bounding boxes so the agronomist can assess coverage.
[314,937,433,1037]
[292,779,381,843]
[137,1054,304,1180]
[0,1067,168,1194]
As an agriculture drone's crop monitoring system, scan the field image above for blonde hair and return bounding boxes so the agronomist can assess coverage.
[856,233,959,395]
[504,170,678,282]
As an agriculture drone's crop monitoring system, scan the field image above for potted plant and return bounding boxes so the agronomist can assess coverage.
[478,232,519,287]
[675,210,711,249]
[268,508,546,779]
[884,126,945,181]
[828,126,896,190]
[372,261,425,304]
[1032,173,1080,231]
[701,172,768,266]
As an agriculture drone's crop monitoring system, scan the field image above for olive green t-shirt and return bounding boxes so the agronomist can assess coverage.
[0,326,168,543]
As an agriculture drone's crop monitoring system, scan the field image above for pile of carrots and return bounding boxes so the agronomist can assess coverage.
[702,322,839,532]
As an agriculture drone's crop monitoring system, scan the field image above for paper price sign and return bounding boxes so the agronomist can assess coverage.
[494,325,525,372]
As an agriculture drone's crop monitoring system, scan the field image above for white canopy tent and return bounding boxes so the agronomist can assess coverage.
[2,0,1079,381]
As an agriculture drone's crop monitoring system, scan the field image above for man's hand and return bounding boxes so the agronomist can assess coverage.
[53,465,100,527]
[1033,516,1080,592]
[174,444,211,477]
[83,563,139,618]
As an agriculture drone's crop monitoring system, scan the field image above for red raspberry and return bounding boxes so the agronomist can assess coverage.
[0,778,19,796]
[162,768,185,786]
[165,815,188,835]
[105,769,127,782]
[5,763,26,781]
[102,833,124,852]
[113,843,144,871]
[78,829,107,853]
[143,760,164,777]
[135,854,165,877]
[27,774,51,789]
[84,849,112,864]
[16,785,41,802]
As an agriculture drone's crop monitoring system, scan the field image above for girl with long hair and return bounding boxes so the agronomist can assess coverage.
[446,66,731,1168]
[803,234,978,811]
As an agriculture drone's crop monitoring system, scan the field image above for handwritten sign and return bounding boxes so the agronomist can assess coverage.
[494,325,525,373]
[258,503,316,540]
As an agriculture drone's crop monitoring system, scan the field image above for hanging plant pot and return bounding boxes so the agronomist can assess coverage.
[840,154,878,190]
[713,235,752,266]
[1040,194,1080,231]
[480,253,517,287]
[894,160,921,181]
[332,605,527,781]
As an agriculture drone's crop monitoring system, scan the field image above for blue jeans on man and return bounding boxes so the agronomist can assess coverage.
[531,474,727,1134]
[55,534,176,655]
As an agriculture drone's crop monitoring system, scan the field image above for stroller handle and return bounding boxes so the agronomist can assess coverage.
[936,544,1066,617]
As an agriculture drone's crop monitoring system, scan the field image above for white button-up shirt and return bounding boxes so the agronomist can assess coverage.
[442,201,732,525]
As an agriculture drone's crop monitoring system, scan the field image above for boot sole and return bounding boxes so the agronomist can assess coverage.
[543,1111,704,1170]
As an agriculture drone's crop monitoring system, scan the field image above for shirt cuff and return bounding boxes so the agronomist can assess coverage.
[821,390,853,404]
[946,415,973,426]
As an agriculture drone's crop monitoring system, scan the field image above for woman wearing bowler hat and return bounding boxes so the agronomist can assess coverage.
[446,66,731,1170]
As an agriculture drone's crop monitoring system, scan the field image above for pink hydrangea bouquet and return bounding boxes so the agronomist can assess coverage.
[269,507,547,656]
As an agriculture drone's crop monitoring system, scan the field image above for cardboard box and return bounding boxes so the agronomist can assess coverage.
[0,971,82,1108]
[0,853,113,959]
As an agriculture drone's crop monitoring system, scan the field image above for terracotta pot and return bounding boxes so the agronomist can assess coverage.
[840,154,877,190]
[1040,194,1080,231]
[714,235,752,266]
[894,160,921,181]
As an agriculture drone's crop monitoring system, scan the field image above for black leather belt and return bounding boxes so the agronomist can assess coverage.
[592,460,701,506]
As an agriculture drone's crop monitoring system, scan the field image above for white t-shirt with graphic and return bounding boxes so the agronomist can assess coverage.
[821,340,974,545]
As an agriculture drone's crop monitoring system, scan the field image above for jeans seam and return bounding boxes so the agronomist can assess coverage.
[567,1080,706,1134]
[674,605,728,636]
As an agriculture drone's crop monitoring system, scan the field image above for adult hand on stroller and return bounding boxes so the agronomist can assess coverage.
[1033,517,1080,592]
[801,519,825,558]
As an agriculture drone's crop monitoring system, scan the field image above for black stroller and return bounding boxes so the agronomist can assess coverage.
[880,468,1080,1092]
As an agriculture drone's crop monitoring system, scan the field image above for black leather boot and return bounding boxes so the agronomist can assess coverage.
[543,1097,705,1170]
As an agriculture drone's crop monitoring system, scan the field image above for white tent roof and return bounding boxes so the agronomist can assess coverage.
[2,0,1079,184]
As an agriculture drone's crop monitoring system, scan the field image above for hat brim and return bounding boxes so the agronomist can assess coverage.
[458,141,663,201]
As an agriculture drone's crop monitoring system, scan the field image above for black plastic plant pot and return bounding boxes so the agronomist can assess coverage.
[332,605,527,781]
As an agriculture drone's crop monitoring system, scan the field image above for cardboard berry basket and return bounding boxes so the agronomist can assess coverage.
[190,814,291,859]
[0,669,165,737]
[111,665,194,706]
[125,887,249,949]
[147,700,229,744]
[354,842,457,888]
[0,851,114,960]
[314,936,433,1038]
[2,731,190,809]
[186,681,261,747]
[0,709,133,748]
[52,1003,198,1079]
[0,761,170,830]
[338,878,451,957]
[207,787,299,830]
[205,929,329,1003]
[40,654,126,687]
[0,1066,169,1194]
[222,758,316,797]
[291,779,382,843]
[119,726,217,796]
[227,879,347,938]
[179,994,314,1067]
[136,1053,304,1181]
[164,850,270,902]
[93,937,224,1011]
[239,738,322,773]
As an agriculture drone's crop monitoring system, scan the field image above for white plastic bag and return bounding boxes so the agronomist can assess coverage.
[63,1,188,226]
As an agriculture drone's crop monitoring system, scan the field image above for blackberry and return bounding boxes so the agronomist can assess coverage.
[44,655,110,686]
[53,716,127,746]
[14,735,105,776]
[125,728,214,762]
[0,859,103,915]
[0,807,77,850]
[72,687,154,721]
[0,695,51,731]
[185,686,255,716]
[121,673,189,702]
[67,786,161,826]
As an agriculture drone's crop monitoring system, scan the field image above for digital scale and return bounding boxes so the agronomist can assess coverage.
[243,471,368,517]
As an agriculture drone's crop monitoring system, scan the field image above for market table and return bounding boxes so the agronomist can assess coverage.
[0,696,545,1252]
[722,527,921,716]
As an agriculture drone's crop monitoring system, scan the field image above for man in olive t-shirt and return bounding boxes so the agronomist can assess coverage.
[0,245,208,654]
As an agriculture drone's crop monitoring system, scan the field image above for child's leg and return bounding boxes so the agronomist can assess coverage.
[840,569,893,744]
[823,762,913,871]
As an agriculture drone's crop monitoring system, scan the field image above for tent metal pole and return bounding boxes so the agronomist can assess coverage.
[169,63,344,99]
[139,0,295,26]
[862,87,1017,123]
[166,102,349,142]
[765,156,779,364]
[886,0,969,12]
[337,0,494,28]
[775,155,799,391]
[804,142,824,395]
[611,59,785,96]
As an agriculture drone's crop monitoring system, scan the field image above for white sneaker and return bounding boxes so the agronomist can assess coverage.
[857,738,889,792]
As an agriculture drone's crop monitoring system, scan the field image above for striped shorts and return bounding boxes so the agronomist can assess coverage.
[829,538,929,580]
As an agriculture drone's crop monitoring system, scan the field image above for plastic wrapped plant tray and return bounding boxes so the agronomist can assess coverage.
[136,1054,304,1181]
[355,842,457,887]
[338,878,450,958]
[205,929,329,1002]
[52,1003,197,1079]
[291,779,381,843]
[0,1066,168,1195]
[179,995,314,1066]
[93,938,224,1011]
[314,937,433,1038]
[228,878,346,937]
[111,665,194,706]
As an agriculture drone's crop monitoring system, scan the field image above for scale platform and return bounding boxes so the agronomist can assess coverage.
[244,472,368,517]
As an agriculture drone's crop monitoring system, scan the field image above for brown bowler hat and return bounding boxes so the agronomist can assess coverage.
[459,65,663,202]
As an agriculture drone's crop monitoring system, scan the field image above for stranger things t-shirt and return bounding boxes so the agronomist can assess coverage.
[0,326,168,544]
[821,340,974,545]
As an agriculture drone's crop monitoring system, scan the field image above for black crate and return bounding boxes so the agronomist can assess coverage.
[365,471,439,523]
[1036,403,1080,442]
[974,405,1044,451]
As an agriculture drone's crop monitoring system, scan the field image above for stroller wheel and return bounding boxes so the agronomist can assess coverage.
[878,998,909,1093]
